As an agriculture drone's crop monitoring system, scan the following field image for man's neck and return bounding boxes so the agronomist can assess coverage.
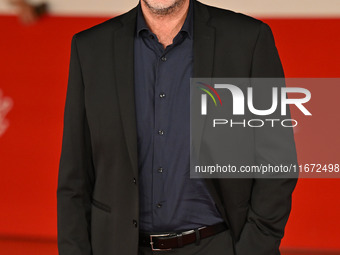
[140,0,190,48]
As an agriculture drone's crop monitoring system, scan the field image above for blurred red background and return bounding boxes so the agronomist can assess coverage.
[0,14,339,254]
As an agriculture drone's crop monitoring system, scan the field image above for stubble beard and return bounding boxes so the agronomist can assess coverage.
[142,0,186,16]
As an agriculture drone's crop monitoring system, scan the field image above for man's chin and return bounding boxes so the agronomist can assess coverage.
[142,0,185,15]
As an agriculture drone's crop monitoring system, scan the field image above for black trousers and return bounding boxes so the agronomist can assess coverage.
[138,230,234,255]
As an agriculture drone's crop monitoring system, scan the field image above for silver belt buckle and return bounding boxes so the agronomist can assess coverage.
[149,233,172,251]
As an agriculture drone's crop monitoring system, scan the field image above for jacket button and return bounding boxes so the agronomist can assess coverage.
[133,220,138,228]
[133,178,137,184]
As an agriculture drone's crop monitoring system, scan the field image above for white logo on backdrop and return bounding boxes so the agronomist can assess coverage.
[0,89,13,137]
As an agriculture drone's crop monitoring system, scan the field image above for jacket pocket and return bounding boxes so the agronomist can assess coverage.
[91,198,111,213]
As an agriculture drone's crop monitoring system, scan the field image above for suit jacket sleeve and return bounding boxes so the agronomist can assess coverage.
[235,22,298,255]
[57,34,94,255]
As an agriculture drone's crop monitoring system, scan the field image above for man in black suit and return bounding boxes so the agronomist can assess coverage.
[57,0,298,254]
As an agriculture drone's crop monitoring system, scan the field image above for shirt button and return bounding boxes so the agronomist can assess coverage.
[158,130,164,135]
[133,220,138,228]
[156,203,162,208]
[133,178,137,184]
[158,167,163,173]
[161,56,167,62]
[159,93,166,98]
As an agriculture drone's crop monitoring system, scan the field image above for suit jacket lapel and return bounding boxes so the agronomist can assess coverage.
[192,1,215,166]
[193,1,215,77]
[192,1,231,228]
[113,7,139,178]
[191,1,215,158]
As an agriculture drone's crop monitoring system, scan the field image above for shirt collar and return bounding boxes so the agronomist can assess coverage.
[136,0,193,39]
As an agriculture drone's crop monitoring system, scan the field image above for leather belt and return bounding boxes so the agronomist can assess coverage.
[139,222,228,251]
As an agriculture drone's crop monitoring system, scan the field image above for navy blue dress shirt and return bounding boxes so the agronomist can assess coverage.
[134,0,224,232]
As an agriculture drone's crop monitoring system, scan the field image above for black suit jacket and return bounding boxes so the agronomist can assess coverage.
[57,1,298,255]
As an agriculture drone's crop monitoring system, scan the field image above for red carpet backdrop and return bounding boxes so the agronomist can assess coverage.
[0,0,339,253]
